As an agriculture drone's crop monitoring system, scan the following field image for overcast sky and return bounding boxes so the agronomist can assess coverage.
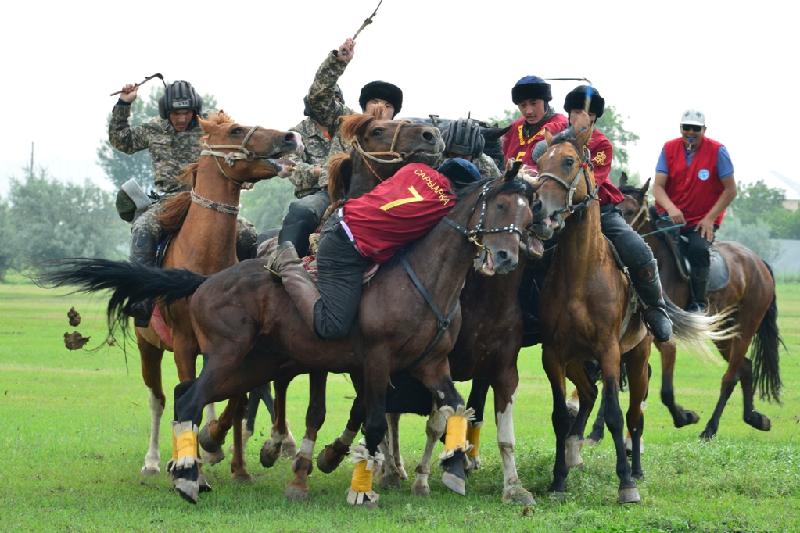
[2,0,798,198]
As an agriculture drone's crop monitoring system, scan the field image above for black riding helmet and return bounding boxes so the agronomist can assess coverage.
[443,118,485,159]
[158,80,203,119]
[564,85,605,119]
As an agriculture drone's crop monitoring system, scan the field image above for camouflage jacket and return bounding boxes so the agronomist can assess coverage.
[474,153,502,179]
[307,52,355,133]
[108,103,203,193]
[285,117,333,198]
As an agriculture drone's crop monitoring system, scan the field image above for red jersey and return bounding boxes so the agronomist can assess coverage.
[546,123,623,206]
[342,163,456,263]
[656,137,725,227]
[502,114,569,167]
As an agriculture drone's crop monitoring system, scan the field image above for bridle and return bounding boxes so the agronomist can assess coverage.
[535,141,598,228]
[349,120,438,183]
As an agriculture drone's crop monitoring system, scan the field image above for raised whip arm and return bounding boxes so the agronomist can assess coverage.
[109,73,166,97]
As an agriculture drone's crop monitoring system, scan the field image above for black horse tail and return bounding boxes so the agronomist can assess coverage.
[751,261,785,403]
[38,258,206,335]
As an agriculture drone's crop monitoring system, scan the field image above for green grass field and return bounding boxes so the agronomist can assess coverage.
[1,282,798,532]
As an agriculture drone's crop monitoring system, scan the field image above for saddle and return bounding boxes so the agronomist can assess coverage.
[647,206,729,292]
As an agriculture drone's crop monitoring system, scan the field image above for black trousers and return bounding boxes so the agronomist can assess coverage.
[312,216,371,340]
[278,189,330,257]
[600,205,656,269]
[680,229,713,269]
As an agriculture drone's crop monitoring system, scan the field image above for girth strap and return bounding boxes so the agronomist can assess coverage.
[400,254,459,370]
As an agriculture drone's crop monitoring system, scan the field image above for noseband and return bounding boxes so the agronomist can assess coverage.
[201,125,286,187]
[350,121,438,183]
[536,142,598,223]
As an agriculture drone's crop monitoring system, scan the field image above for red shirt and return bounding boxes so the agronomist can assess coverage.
[502,114,569,167]
[656,137,725,227]
[342,163,456,263]
[546,124,623,206]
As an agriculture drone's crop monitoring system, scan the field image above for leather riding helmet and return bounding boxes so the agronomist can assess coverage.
[564,85,605,119]
[442,118,485,159]
[158,80,203,119]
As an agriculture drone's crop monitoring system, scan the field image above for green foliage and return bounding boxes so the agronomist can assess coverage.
[2,168,127,271]
[732,180,786,226]
[488,108,521,128]
[240,178,297,232]
[0,200,12,280]
[717,217,780,262]
[96,88,218,190]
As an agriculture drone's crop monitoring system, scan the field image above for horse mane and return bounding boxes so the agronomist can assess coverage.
[339,114,375,141]
[175,162,198,188]
[327,152,353,203]
[157,191,192,234]
[206,110,234,125]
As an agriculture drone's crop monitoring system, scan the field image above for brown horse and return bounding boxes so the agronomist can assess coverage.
[615,176,783,439]
[529,128,736,503]
[44,164,535,506]
[90,112,299,480]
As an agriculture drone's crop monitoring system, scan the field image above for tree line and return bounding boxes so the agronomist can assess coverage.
[1,89,798,280]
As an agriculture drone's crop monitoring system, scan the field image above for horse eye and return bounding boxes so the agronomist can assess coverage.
[371,127,385,136]
[495,202,506,210]
[230,127,244,135]
[563,157,575,166]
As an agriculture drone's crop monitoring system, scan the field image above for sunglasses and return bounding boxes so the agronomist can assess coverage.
[681,124,702,133]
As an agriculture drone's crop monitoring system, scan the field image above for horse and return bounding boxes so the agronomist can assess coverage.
[611,175,783,439]
[101,112,300,481]
[42,164,535,506]
[311,126,542,504]
[528,128,737,503]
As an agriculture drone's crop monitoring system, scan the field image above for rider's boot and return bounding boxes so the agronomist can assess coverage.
[632,259,673,342]
[686,266,710,313]
[271,242,320,335]
[129,223,158,327]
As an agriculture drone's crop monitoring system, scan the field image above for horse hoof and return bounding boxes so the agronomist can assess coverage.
[746,411,771,431]
[198,424,222,454]
[584,437,601,446]
[675,409,700,427]
[259,441,281,468]
[586,430,604,444]
[699,429,716,441]
[466,456,481,472]
[285,483,309,501]
[441,472,466,496]
[411,481,430,497]
[316,441,349,474]
[281,438,298,459]
[201,447,225,466]
[378,470,402,490]
[174,478,199,504]
[140,465,160,476]
[548,490,568,502]
[502,485,535,506]
[396,463,409,481]
[618,486,641,504]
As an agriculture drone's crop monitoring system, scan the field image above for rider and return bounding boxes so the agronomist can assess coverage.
[271,158,482,340]
[532,85,673,342]
[501,76,569,168]
[442,118,502,178]
[652,109,737,312]
[277,37,403,257]
[109,80,257,326]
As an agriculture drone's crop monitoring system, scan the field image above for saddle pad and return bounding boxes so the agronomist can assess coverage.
[258,236,379,285]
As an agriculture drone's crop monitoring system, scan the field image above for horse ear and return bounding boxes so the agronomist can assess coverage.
[339,114,375,142]
[198,115,214,133]
[504,160,523,181]
[575,125,592,149]
[619,171,628,187]
[544,129,553,146]
[641,177,651,194]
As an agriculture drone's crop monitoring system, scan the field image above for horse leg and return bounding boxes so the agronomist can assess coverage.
[259,377,293,468]
[228,395,252,482]
[542,349,570,496]
[658,340,700,428]
[599,362,640,504]
[699,336,745,440]
[317,374,363,473]
[465,379,490,471]
[564,362,597,470]
[285,371,328,501]
[378,413,404,489]
[739,357,772,431]
[411,407,446,497]
[492,367,535,506]
[625,341,650,480]
[137,334,165,475]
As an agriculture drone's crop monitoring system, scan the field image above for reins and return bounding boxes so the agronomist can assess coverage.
[536,143,598,219]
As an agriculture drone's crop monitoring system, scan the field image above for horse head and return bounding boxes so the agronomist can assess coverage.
[458,168,539,276]
[328,114,444,202]
[198,111,303,186]
[617,176,651,226]
[529,126,596,240]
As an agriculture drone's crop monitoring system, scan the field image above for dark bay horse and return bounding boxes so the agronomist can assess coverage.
[615,176,783,439]
[44,168,535,507]
[529,128,737,503]
[105,112,299,480]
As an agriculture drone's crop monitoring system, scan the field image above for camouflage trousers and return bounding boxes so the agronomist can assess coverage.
[130,201,258,265]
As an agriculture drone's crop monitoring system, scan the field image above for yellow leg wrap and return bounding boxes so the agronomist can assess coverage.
[172,430,178,461]
[444,415,468,452]
[350,460,374,493]
[466,424,481,458]
[176,428,198,462]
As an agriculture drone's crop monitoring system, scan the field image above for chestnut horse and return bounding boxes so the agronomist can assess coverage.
[614,176,783,439]
[529,128,737,503]
[67,113,299,480]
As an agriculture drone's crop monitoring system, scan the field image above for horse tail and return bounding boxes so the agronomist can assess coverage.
[157,191,192,234]
[663,296,739,359]
[327,152,352,203]
[750,261,784,403]
[38,258,206,336]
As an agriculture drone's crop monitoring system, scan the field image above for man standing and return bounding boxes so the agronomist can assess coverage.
[652,110,737,312]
